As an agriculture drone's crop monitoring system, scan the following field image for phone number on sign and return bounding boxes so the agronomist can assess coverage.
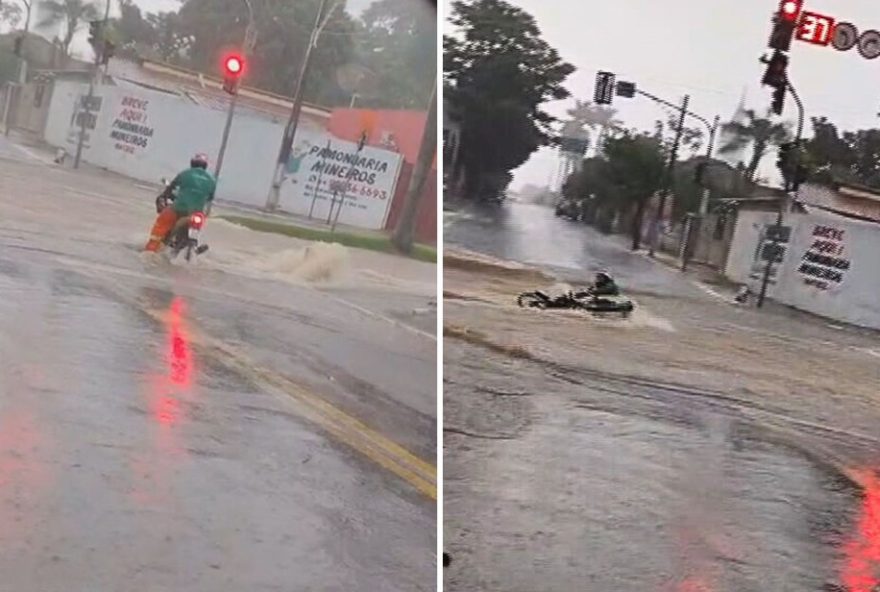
[310,178,389,200]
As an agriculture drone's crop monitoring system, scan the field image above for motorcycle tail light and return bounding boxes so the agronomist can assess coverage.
[190,213,205,229]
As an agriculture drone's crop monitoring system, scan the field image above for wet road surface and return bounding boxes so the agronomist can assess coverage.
[445,201,699,299]
[444,200,880,591]
[0,153,436,590]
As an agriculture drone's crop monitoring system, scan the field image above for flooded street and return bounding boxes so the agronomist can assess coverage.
[0,152,435,590]
[444,201,880,591]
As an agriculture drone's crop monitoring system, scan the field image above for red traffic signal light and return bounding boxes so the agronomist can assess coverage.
[225,55,243,75]
[222,54,245,94]
[779,0,803,22]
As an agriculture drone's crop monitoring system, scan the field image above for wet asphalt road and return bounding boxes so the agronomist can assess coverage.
[0,149,436,590]
[444,201,699,299]
[444,200,880,591]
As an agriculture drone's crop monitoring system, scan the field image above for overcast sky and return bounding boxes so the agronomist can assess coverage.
[450,0,880,190]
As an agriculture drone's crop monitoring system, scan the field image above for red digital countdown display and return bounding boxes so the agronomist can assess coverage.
[797,11,836,46]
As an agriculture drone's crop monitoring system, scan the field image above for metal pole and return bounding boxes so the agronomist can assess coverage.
[757,81,804,309]
[265,0,332,211]
[649,94,689,257]
[214,92,239,177]
[215,0,254,179]
[73,0,110,169]
[699,116,720,215]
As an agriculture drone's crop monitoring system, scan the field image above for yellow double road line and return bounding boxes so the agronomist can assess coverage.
[146,306,437,500]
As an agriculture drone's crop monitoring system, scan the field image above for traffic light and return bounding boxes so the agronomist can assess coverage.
[777,141,807,191]
[761,50,789,89]
[88,20,103,49]
[616,81,636,99]
[694,162,708,186]
[222,54,244,95]
[768,0,803,51]
[594,71,615,105]
[771,84,786,115]
[779,0,804,23]
[792,162,809,191]
[101,40,115,65]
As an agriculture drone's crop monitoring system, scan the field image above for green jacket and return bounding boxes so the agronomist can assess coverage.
[168,167,217,215]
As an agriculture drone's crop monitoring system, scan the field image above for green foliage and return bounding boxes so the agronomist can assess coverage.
[107,0,434,110]
[353,0,436,108]
[0,3,24,29]
[444,0,574,198]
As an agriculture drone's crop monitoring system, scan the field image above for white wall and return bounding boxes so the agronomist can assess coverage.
[727,206,880,330]
[775,211,880,329]
[724,210,786,290]
[43,81,402,229]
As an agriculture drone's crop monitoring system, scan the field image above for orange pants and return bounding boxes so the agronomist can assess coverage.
[144,208,181,252]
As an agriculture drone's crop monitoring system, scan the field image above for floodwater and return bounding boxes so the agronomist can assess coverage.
[0,152,437,590]
[443,200,880,591]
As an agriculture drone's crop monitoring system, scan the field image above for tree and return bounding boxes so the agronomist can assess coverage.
[354,0,436,109]
[175,0,356,106]
[444,0,574,199]
[576,103,622,156]
[798,117,880,189]
[38,0,100,60]
[602,133,666,249]
[719,108,791,182]
[0,3,24,29]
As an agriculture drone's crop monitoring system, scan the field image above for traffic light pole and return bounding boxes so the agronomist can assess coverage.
[73,0,111,170]
[756,80,804,308]
[215,0,254,179]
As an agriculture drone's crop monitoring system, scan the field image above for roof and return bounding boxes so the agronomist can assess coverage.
[105,58,332,126]
[799,183,880,222]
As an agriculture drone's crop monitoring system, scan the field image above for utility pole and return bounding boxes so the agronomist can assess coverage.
[265,0,336,211]
[757,80,804,309]
[391,81,437,253]
[649,94,689,258]
[73,0,111,169]
[699,116,720,215]
[215,0,255,179]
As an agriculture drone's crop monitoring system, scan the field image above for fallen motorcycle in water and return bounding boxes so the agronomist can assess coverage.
[517,290,635,317]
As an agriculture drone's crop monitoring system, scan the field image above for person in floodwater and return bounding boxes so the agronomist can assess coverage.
[590,271,620,298]
[144,153,216,252]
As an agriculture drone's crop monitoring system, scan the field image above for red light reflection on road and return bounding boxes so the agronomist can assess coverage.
[841,470,880,592]
[167,296,192,389]
[150,296,193,426]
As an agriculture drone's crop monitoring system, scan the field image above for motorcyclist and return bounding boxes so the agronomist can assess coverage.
[144,153,216,252]
[590,272,620,298]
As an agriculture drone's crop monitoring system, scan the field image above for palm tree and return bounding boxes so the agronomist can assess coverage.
[566,101,623,156]
[39,0,100,62]
[719,108,791,182]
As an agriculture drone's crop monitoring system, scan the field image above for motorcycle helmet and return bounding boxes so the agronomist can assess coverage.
[596,271,613,285]
[190,152,209,169]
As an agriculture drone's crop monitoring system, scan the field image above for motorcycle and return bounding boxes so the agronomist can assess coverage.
[155,182,209,262]
[517,289,635,316]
